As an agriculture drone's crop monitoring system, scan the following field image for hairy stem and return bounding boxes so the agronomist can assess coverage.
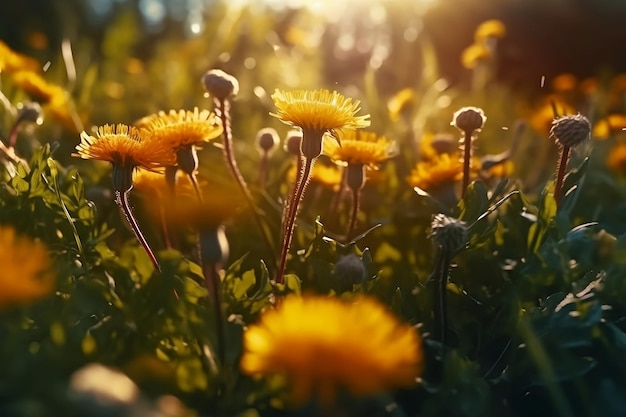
[346,188,361,241]
[554,145,571,206]
[215,98,275,261]
[276,156,314,285]
[462,129,472,197]
[116,190,161,272]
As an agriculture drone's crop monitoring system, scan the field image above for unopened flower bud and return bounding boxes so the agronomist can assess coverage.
[16,102,43,125]
[550,114,591,148]
[333,253,366,292]
[284,130,303,156]
[202,69,239,100]
[256,127,279,154]
[430,213,468,253]
[176,145,199,175]
[452,106,486,133]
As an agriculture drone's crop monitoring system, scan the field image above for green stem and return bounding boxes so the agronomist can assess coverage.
[462,129,472,197]
[116,190,161,272]
[276,157,314,285]
[433,248,451,345]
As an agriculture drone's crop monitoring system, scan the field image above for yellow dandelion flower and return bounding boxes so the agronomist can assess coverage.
[482,159,514,179]
[0,41,40,73]
[474,19,506,42]
[75,124,175,192]
[133,168,168,198]
[579,77,599,97]
[288,162,343,191]
[593,114,626,139]
[607,143,626,174]
[461,43,492,69]
[324,130,395,167]
[270,89,371,134]
[11,70,66,104]
[419,132,458,160]
[407,153,469,191]
[387,88,415,122]
[551,73,578,93]
[0,226,55,308]
[138,107,223,150]
[241,295,422,404]
[528,96,576,134]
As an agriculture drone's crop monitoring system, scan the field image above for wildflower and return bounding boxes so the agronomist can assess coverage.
[75,124,175,191]
[324,130,395,167]
[452,106,486,134]
[0,41,40,73]
[271,89,370,284]
[593,114,626,139]
[202,69,239,100]
[241,295,422,404]
[11,71,66,104]
[461,43,492,70]
[474,19,506,42]
[288,162,343,192]
[138,108,223,151]
[387,88,415,122]
[419,133,457,160]
[606,142,626,174]
[0,226,55,308]
[407,153,465,191]
[271,89,371,158]
[551,73,578,93]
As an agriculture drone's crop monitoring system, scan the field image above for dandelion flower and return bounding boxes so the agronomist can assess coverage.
[474,19,506,42]
[288,162,343,191]
[138,107,223,150]
[387,88,415,122]
[593,114,626,140]
[241,295,422,404]
[0,41,40,73]
[75,123,175,192]
[407,153,467,191]
[324,130,395,167]
[271,89,370,133]
[11,71,65,104]
[551,73,578,93]
[461,43,492,70]
[607,143,626,174]
[0,226,55,308]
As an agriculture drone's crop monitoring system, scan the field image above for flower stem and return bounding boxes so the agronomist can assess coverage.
[116,190,161,272]
[158,203,172,250]
[433,248,451,345]
[188,172,203,202]
[461,130,472,197]
[554,145,571,206]
[276,156,314,285]
[215,98,275,261]
[347,188,361,241]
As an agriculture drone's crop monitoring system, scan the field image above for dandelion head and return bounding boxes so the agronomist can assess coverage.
[407,153,466,191]
[0,226,55,308]
[324,130,396,167]
[474,19,506,42]
[240,295,422,405]
[202,69,239,100]
[430,213,468,253]
[139,107,223,151]
[256,127,280,154]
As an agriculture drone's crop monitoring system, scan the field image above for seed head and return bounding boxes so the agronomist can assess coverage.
[202,69,239,100]
[550,114,591,148]
[430,213,468,253]
[451,107,486,133]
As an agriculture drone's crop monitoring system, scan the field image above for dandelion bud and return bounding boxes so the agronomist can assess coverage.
[16,102,43,125]
[199,226,229,265]
[333,253,366,292]
[452,106,486,133]
[550,114,591,148]
[202,69,239,100]
[256,127,279,154]
[284,130,303,156]
[430,213,468,253]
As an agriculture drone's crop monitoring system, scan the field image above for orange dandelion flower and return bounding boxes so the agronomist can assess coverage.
[593,114,626,140]
[474,19,506,42]
[607,142,626,174]
[407,153,470,191]
[461,43,492,70]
